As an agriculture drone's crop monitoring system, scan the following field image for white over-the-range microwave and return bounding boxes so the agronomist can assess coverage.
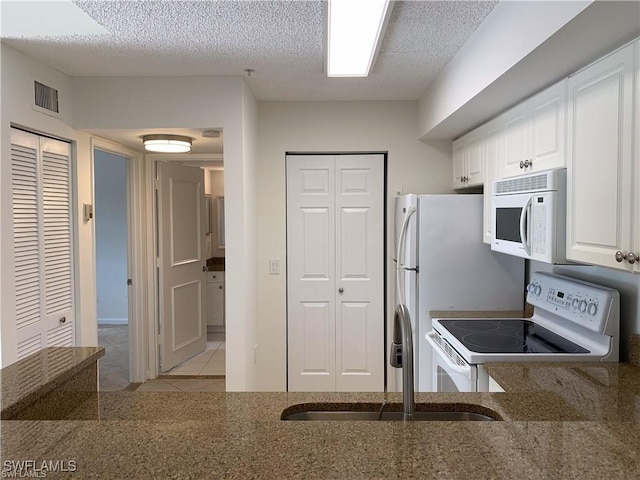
[491,168,566,264]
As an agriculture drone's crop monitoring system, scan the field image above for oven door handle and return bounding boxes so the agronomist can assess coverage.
[426,332,471,376]
[519,196,533,257]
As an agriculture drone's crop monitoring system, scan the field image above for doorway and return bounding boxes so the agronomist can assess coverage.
[151,159,227,381]
[94,149,131,390]
[161,167,226,377]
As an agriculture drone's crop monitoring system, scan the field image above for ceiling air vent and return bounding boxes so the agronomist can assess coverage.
[33,81,60,117]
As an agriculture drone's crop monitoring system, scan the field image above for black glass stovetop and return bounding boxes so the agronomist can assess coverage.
[438,319,590,354]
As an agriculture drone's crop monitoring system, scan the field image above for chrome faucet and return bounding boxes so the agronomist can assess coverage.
[390,304,415,420]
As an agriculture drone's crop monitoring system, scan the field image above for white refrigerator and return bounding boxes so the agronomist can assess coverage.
[394,194,525,391]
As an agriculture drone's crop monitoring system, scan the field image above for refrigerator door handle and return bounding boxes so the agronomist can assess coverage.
[396,205,416,302]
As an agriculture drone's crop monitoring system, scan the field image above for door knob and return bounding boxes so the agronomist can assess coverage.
[338,287,344,294]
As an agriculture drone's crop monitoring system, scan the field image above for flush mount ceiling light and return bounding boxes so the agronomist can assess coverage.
[143,134,192,153]
[326,0,393,77]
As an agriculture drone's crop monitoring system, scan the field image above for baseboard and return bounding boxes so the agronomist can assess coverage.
[207,326,225,333]
[98,318,128,325]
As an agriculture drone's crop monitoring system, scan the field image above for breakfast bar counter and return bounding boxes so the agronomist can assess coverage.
[2,360,640,479]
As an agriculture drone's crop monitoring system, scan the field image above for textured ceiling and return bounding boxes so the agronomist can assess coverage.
[2,0,499,101]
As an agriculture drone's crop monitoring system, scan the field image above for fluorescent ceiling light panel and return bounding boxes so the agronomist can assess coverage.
[327,0,391,77]
[0,0,108,37]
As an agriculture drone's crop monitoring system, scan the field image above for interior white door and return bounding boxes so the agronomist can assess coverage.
[334,154,384,392]
[157,162,207,371]
[10,128,75,361]
[287,155,336,391]
[287,154,384,392]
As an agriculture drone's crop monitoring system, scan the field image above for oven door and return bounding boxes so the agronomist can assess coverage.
[426,331,477,393]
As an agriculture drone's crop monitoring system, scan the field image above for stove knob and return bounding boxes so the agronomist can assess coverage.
[578,300,587,313]
[534,285,542,296]
[587,303,598,316]
[572,299,580,309]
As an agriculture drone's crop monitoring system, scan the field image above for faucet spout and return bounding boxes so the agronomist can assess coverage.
[392,304,415,420]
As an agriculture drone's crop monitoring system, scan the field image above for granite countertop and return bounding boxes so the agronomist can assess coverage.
[0,347,104,419]
[2,361,640,479]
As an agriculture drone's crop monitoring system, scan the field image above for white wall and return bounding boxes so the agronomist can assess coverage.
[529,261,640,361]
[72,74,259,390]
[418,1,590,139]
[255,101,453,391]
[0,43,96,366]
[208,170,225,258]
[94,150,128,322]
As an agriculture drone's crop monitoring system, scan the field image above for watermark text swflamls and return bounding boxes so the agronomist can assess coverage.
[2,460,77,478]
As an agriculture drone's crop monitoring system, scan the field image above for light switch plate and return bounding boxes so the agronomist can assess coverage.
[269,258,280,275]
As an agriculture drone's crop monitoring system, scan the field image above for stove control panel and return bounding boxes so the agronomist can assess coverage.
[526,272,619,334]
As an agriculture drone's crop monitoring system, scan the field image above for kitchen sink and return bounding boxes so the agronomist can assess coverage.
[281,403,499,422]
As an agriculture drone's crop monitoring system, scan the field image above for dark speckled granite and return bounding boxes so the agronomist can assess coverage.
[2,362,640,479]
[1,344,640,479]
[630,334,640,367]
[206,257,225,271]
[0,347,104,419]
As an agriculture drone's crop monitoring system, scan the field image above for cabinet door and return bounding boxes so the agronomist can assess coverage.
[452,138,467,189]
[498,103,530,178]
[208,282,224,326]
[466,132,484,187]
[566,43,635,270]
[529,80,566,173]
[483,125,500,244]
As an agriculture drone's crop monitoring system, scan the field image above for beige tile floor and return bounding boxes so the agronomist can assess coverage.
[99,326,226,392]
[162,332,225,376]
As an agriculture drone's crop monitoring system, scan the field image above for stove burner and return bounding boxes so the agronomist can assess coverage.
[463,333,526,350]
[450,321,499,332]
[437,319,590,354]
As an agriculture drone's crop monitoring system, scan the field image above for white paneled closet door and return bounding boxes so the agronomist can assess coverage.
[11,128,74,360]
[287,154,384,392]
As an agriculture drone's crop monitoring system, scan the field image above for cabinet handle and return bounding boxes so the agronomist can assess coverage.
[615,251,627,263]
[59,316,66,324]
[519,161,525,169]
[338,287,344,294]
[628,252,638,264]
[219,285,223,290]
[202,265,208,272]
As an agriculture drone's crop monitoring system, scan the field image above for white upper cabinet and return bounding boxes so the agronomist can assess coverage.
[498,79,567,179]
[452,126,486,189]
[451,119,500,243]
[483,122,500,245]
[566,41,637,272]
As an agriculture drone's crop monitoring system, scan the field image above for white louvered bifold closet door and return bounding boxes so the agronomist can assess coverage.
[11,129,74,360]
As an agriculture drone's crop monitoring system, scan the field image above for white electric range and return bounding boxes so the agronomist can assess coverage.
[425,272,620,392]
